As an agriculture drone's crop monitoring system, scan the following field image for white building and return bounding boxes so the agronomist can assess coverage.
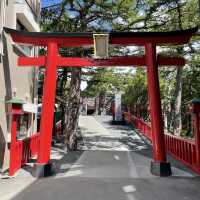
[0,0,40,172]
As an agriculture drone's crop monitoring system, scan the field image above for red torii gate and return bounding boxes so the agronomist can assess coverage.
[5,27,197,177]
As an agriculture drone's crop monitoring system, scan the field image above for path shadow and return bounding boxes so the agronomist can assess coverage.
[52,150,85,175]
[98,118,130,131]
[120,128,196,175]
[91,116,197,175]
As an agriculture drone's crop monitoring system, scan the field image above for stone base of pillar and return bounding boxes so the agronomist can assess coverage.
[32,162,55,178]
[112,120,126,125]
[151,161,172,177]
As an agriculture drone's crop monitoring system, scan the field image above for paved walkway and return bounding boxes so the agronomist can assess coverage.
[0,115,200,200]
[78,115,146,151]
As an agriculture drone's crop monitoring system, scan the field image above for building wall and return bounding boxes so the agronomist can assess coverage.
[0,0,40,172]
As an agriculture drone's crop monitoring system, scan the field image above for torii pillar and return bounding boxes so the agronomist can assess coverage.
[33,42,58,177]
[146,43,171,176]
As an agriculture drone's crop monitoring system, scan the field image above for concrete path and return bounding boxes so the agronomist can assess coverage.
[0,115,200,200]
[77,116,195,177]
[78,115,146,151]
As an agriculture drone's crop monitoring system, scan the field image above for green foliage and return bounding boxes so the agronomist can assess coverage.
[82,68,133,97]
[40,0,200,138]
[123,68,147,107]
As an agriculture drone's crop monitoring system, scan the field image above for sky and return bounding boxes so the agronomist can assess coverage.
[41,0,136,91]
[41,0,89,91]
[41,0,62,8]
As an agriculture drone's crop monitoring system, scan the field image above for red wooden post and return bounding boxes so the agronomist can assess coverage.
[9,114,17,176]
[34,42,58,177]
[189,99,200,169]
[9,102,24,176]
[11,115,17,144]
[194,112,200,168]
[145,43,171,176]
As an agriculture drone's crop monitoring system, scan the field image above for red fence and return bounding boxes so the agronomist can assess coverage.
[29,133,40,158]
[125,114,152,140]
[124,112,200,174]
[164,133,197,172]
[8,103,41,176]
[9,140,23,176]
[9,133,40,176]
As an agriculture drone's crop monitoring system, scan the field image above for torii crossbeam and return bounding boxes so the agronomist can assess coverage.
[4,27,197,177]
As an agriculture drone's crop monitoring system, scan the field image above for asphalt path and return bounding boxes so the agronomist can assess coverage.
[1,115,200,200]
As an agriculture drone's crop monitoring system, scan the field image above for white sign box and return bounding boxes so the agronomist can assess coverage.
[23,103,37,113]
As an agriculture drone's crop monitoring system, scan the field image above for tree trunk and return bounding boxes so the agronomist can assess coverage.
[60,69,68,136]
[63,68,81,151]
[170,67,183,136]
[170,0,183,136]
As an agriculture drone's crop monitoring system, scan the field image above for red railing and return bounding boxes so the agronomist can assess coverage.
[131,115,151,140]
[8,103,41,176]
[124,112,200,174]
[9,133,40,176]
[164,133,198,172]
[9,140,23,176]
[29,133,40,157]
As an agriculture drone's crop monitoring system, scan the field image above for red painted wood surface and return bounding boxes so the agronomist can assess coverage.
[37,42,58,164]
[194,113,200,168]
[9,133,40,176]
[18,55,185,67]
[30,133,40,157]
[145,43,166,162]
[9,104,40,176]
[9,114,20,176]
[124,112,200,175]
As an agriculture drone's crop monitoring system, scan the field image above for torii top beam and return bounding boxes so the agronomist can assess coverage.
[4,27,198,47]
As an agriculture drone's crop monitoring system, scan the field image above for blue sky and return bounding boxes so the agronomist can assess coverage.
[41,0,62,8]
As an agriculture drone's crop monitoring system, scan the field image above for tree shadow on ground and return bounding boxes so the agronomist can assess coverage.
[51,150,85,175]
[119,128,196,175]
[22,116,196,177]
[87,116,197,175]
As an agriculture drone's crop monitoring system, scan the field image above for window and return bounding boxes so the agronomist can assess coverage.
[16,19,33,56]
